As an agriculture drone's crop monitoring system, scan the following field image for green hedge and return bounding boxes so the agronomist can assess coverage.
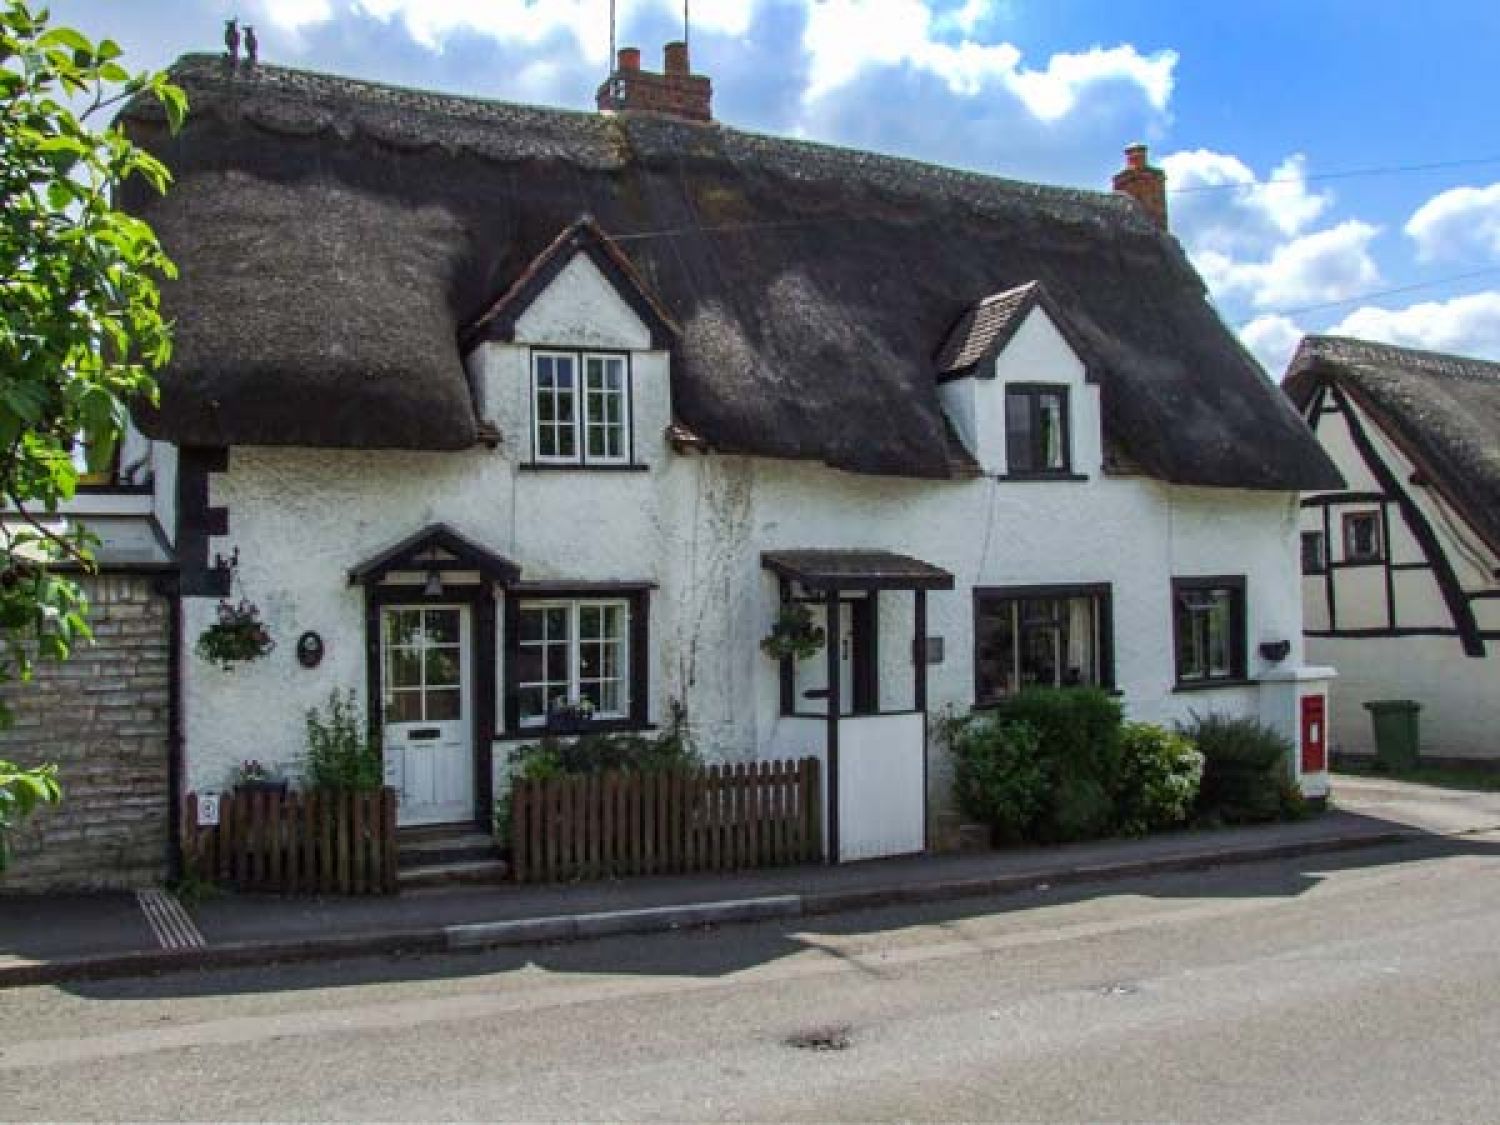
[1184,713,1306,824]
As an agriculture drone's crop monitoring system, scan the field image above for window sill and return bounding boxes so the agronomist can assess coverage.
[1172,677,1258,694]
[993,471,1089,483]
[1331,558,1384,569]
[495,720,657,741]
[518,462,650,472]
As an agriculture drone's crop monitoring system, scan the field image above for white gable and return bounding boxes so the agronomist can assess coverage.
[510,254,654,351]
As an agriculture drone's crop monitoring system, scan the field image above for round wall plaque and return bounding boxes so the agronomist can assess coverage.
[296,631,325,668]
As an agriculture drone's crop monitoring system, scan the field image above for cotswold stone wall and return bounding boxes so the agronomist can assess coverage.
[0,573,171,892]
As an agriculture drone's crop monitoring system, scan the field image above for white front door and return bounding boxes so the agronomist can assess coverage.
[380,604,474,826]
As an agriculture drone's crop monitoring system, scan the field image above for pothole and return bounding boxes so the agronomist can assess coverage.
[784,1024,853,1051]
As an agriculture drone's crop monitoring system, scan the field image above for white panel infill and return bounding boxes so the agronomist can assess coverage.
[836,712,926,862]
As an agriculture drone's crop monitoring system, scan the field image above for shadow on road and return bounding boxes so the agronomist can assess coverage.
[40,817,1500,1003]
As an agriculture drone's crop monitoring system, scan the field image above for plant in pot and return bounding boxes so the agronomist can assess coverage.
[196,598,275,671]
[546,694,596,735]
[231,758,287,797]
[760,602,825,662]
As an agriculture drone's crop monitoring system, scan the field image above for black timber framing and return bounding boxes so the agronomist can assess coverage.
[365,583,498,826]
[176,446,230,596]
[825,590,841,865]
[1328,381,1485,656]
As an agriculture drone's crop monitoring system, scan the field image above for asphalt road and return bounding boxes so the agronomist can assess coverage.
[5,832,1500,1122]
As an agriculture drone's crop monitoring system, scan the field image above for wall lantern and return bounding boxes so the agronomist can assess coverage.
[296,631,325,669]
[423,568,444,597]
[1259,639,1291,663]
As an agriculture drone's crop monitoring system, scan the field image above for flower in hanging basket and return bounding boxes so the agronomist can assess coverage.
[760,602,826,662]
[196,598,275,671]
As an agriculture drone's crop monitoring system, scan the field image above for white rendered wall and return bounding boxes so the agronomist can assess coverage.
[176,256,1313,817]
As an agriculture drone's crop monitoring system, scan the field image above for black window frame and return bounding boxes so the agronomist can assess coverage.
[1342,510,1383,564]
[1003,383,1072,477]
[1300,530,1327,575]
[972,583,1114,705]
[502,586,651,736]
[1171,575,1248,688]
[528,347,636,468]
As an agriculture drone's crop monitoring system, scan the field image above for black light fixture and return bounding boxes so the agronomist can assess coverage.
[1259,639,1291,663]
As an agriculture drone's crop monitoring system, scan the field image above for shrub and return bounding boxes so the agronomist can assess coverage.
[1115,722,1203,836]
[506,703,701,782]
[944,713,1048,844]
[987,688,1125,842]
[1184,713,1299,824]
[304,689,383,792]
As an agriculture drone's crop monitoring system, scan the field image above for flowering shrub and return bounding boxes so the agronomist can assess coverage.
[195,599,274,670]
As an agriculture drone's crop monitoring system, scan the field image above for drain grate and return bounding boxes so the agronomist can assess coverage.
[785,1024,853,1051]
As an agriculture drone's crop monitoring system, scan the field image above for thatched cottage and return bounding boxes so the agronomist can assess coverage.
[1285,337,1500,763]
[7,44,1346,885]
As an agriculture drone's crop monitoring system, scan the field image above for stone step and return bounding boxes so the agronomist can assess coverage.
[397,830,497,869]
[398,858,511,890]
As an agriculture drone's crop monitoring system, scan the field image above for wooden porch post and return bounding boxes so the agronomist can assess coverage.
[914,588,929,851]
[825,589,841,864]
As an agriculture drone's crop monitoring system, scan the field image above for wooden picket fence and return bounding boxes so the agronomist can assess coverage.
[183,788,398,895]
[510,758,822,883]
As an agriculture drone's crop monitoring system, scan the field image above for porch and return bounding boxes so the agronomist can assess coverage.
[761,549,955,863]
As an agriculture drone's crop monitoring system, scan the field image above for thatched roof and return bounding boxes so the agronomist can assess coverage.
[121,54,1339,487]
[1285,336,1500,557]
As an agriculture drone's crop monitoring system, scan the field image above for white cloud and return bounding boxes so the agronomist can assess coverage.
[1238,314,1306,377]
[1405,181,1500,263]
[1331,291,1500,360]
[1162,149,1329,259]
[945,0,992,35]
[353,0,606,58]
[257,0,334,32]
[1196,220,1381,311]
[800,0,1175,120]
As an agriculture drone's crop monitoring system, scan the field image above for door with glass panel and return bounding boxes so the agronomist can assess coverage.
[380,605,473,826]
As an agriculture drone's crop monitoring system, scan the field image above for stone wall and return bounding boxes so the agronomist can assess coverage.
[0,573,172,892]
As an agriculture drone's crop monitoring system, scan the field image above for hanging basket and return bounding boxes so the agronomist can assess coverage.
[196,598,275,671]
[760,602,825,663]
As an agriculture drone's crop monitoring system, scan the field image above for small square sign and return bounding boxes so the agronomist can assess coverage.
[197,792,221,827]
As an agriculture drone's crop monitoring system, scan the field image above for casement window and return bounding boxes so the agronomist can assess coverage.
[1004,384,1070,474]
[514,599,631,727]
[1342,510,1383,563]
[531,350,631,465]
[1301,530,1327,575]
[973,585,1112,703]
[1172,577,1247,685]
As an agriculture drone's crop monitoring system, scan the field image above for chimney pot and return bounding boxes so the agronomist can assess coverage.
[1112,143,1167,230]
[664,40,690,76]
[618,46,640,71]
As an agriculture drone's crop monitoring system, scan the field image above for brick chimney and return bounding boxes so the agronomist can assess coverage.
[1112,143,1167,229]
[596,41,713,122]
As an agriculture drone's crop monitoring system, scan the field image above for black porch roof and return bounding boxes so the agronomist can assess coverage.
[761,550,955,592]
[348,523,521,586]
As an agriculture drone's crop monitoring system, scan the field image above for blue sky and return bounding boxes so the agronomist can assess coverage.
[50,0,1500,374]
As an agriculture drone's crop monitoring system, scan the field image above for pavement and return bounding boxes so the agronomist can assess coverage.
[3,772,1498,987]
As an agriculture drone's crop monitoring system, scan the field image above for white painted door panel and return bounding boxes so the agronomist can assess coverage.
[380,605,473,826]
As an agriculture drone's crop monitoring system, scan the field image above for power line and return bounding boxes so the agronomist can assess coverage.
[1273,267,1500,318]
[1169,155,1500,195]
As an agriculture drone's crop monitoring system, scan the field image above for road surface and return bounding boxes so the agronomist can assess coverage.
[4,831,1500,1121]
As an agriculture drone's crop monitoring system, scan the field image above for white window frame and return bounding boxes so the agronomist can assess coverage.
[530,349,632,466]
[516,598,632,728]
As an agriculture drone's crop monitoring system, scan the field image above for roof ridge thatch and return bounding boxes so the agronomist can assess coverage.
[1297,334,1500,384]
[139,54,1148,231]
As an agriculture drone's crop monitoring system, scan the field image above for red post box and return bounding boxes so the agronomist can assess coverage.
[1301,694,1327,774]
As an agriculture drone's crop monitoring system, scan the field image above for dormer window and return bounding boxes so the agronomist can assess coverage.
[1005,384,1070,475]
[532,350,632,465]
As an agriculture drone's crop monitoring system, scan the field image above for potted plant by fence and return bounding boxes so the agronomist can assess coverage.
[761,602,825,662]
[304,689,384,792]
[195,597,274,671]
[231,758,287,797]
